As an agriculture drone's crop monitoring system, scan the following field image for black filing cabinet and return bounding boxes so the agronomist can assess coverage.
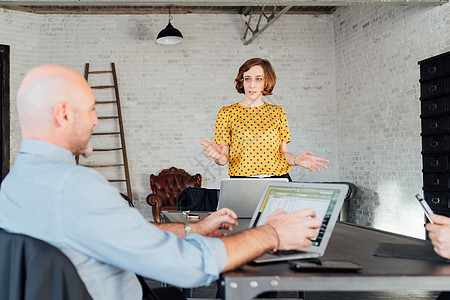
[419,51,450,217]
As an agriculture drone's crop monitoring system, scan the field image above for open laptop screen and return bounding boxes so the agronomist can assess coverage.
[252,186,342,247]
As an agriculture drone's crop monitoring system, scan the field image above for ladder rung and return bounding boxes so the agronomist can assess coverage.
[93,148,122,152]
[91,85,115,89]
[82,164,124,168]
[98,116,119,120]
[92,132,120,136]
[83,62,132,204]
[96,101,117,104]
[89,70,113,74]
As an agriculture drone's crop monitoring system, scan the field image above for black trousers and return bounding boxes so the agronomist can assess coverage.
[149,287,186,300]
[138,275,186,300]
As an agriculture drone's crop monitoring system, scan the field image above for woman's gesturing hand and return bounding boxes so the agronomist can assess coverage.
[294,151,329,172]
[200,139,229,165]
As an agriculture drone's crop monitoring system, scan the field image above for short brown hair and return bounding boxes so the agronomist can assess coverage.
[234,58,277,96]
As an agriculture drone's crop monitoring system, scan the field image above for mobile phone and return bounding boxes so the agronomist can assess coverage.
[288,259,362,271]
[186,213,200,220]
[415,194,434,224]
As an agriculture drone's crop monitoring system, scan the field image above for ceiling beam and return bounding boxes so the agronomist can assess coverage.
[243,6,293,45]
[0,0,447,6]
[0,0,445,45]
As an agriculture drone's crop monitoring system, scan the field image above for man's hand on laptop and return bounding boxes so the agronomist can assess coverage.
[191,208,238,237]
[265,208,322,250]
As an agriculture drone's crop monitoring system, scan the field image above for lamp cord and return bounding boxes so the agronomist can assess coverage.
[169,6,173,22]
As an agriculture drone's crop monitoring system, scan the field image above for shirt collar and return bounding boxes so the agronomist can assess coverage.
[20,139,76,165]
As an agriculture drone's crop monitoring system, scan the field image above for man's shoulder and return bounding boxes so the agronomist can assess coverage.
[11,153,107,190]
[62,163,109,187]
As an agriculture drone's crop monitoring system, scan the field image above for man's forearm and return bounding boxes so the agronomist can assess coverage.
[154,219,279,271]
[154,222,185,238]
[220,225,277,272]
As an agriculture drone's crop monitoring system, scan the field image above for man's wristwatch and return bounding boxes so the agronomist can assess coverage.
[184,224,192,236]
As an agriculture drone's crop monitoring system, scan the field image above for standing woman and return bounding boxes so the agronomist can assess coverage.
[201,58,328,181]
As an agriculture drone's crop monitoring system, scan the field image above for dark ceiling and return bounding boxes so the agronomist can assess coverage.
[0,5,336,15]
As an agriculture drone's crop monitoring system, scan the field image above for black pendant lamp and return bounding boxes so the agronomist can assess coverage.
[156,7,183,45]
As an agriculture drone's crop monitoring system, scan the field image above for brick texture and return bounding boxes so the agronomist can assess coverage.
[0,4,448,237]
[334,4,450,237]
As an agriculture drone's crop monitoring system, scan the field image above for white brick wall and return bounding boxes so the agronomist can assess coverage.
[334,4,450,237]
[0,4,448,237]
[0,10,338,221]
[0,10,43,163]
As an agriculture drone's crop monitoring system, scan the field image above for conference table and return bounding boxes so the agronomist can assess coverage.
[160,211,450,300]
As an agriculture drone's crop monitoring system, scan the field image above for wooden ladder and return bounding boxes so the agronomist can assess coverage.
[76,62,132,203]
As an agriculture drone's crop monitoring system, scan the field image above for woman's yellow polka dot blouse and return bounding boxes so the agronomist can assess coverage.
[214,103,292,176]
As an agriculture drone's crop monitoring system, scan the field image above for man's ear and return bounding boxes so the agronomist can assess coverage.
[53,102,71,127]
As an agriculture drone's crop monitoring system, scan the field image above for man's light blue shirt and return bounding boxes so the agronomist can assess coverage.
[0,139,227,300]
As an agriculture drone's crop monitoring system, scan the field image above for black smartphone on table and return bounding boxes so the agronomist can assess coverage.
[288,259,362,271]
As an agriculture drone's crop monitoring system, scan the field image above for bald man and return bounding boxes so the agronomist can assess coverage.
[0,65,321,300]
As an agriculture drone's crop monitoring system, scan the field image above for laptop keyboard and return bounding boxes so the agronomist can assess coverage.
[272,249,306,256]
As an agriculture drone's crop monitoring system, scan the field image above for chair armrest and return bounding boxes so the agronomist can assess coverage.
[146,193,162,207]
[146,193,163,223]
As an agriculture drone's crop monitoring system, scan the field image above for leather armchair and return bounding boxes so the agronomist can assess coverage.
[146,167,202,223]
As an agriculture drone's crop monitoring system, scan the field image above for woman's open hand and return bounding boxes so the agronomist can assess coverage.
[200,139,229,165]
[294,151,329,172]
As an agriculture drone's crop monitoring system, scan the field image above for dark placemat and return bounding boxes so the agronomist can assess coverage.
[374,242,450,262]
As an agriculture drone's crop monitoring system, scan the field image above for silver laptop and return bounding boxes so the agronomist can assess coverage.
[217,178,289,218]
[249,182,349,263]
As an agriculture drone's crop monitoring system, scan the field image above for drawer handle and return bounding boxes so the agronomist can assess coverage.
[429,85,437,92]
[430,122,438,129]
[431,160,439,167]
[429,103,438,111]
[428,66,437,74]
[432,178,440,185]
[431,141,439,148]
[432,197,440,204]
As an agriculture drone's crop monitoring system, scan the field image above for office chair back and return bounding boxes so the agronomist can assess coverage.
[0,229,92,300]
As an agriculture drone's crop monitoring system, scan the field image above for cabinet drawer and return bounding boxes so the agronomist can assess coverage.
[420,77,448,99]
[447,57,450,74]
[421,96,449,117]
[424,191,450,210]
[433,210,450,217]
[422,135,450,152]
[420,57,446,80]
[421,116,449,135]
[423,155,449,172]
[424,173,450,191]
